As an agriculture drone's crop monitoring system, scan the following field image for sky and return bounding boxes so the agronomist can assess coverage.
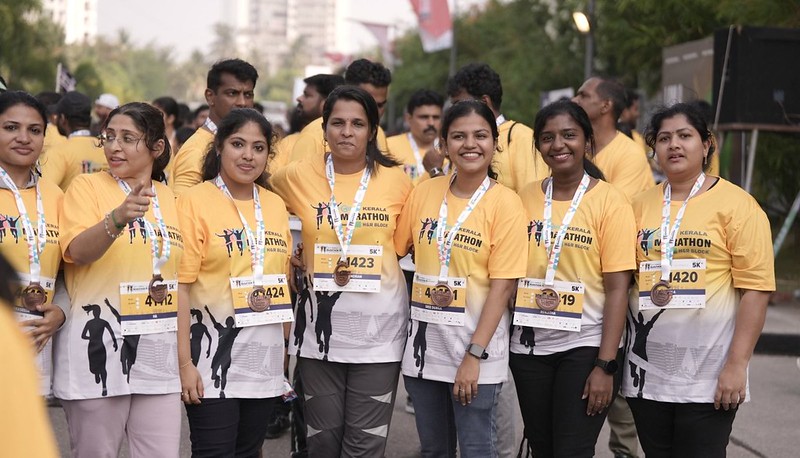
[97,0,486,61]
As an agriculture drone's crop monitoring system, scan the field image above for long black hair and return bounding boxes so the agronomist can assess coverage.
[0,253,19,305]
[440,99,499,180]
[101,102,171,182]
[202,108,274,189]
[321,85,400,174]
[533,100,605,180]
[645,103,716,172]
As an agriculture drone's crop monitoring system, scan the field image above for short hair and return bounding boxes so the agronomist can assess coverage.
[624,88,640,109]
[35,91,62,115]
[406,89,444,115]
[322,86,400,174]
[440,100,499,180]
[102,102,171,182]
[0,91,48,127]
[203,108,274,189]
[447,63,503,110]
[533,100,604,180]
[344,59,392,88]
[645,102,716,172]
[56,91,91,127]
[193,104,209,118]
[152,96,180,129]
[304,74,345,99]
[595,77,626,120]
[207,59,259,92]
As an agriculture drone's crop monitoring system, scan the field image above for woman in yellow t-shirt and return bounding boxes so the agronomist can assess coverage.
[0,91,66,395]
[58,102,184,457]
[395,100,528,457]
[509,100,636,456]
[624,103,774,457]
[177,108,292,456]
[271,85,412,457]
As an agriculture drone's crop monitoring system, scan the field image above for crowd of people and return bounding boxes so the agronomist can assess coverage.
[0,55,774,458]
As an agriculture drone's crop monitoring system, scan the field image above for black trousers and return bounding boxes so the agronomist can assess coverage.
[510,346,622,458]
[627,397,737,458]
[185,397,277,458]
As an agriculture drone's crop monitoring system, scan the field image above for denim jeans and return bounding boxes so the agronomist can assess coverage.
[404,375,502,458]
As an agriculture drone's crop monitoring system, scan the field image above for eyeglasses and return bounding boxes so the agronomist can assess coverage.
[99,132,142,147]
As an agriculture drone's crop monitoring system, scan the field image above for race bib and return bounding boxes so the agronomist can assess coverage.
[230,274,294,328]
[639,259,706,310]
[313,243,383,293]
[513,278,585,332]
[119,280,178,335]
[410,273,467,326]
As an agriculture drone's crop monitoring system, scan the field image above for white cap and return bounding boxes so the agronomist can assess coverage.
[95,93,119,109]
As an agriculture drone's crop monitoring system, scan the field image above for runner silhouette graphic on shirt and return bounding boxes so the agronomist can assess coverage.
[215,229,236,257]
[312,203,330,230]
[426,220,438,244]
[294,275,314,356]
[630,309,665,397]
[81,303,118,396]
[419,218,432,243]
[127,219,146,244]
[232,228,245,255]
[0,215,19,243]
[638,228,656,256]
[519,325,535,355]
[189,308,212,365]
[205,305,243,398]
[105,299,139,383]
[315,290,341,361]
[412,320,428,378]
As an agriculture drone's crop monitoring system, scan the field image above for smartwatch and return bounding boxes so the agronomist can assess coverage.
[466,343,489,360]
[594,358,618,375]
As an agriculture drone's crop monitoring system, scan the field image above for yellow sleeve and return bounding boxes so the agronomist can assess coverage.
[176,190,204,283]
[289,129,323,163]
[40,148,69,190]
[394,184,418,257]
[269,166,299,215]
[271,133,298,173]
[170,141,207,196]
[378,126,389,152]
[59,175,102,262]
[488,189,528,278]
[0,307,59,458]
[727,195,775,291]
[597,187,637,273]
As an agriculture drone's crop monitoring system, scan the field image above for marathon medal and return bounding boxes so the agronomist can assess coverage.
[430,282,454,307]
[22,282,46,311]
[650,280,673,307]
[333,260,351,287]
[247,286,271,312]
[148,274,168,304]
[535,287,560,311]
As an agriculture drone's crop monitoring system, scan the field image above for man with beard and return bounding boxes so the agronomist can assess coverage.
[386,89,444,184]
[271,74,344,173]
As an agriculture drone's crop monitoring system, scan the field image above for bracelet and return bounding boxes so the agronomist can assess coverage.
[109,209,126,230]
[103,213,123,239]
[179,360,193,369]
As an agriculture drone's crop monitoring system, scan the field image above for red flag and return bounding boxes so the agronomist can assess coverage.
[410,0,453,52]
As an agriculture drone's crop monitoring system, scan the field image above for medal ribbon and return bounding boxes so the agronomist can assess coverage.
[325,154,371,263]
[214,176,266,286]
[436,174,491,281]
[659,173,705,281]
[0,167,45,283]
[543,173,591,285]
[407,133,425,176]
[113,176,171,276]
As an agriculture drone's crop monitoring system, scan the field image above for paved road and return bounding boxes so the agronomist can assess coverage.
[48,353,800,457]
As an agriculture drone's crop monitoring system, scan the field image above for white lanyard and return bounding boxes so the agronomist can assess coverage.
[203,117,218,135]
[0,167,45,282]
[407,133,425,174]
[214,176,266,286]
[69,129,91,138]
[436,174,491,281]
[113,176,170,276]
[543,173,591,285]
[325,154,371,262]
[659,173,705,281]
[495,114,506,127]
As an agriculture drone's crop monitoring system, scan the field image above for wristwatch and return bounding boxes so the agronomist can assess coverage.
[428,167,444,177]
[466,343,489,360]
[594,358,618,375]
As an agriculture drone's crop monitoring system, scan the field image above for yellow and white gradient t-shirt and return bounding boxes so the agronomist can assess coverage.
[510,179,636,355]
[395,177,527,384]
[623,178,775,403]
[40,135,108,191]
[271,156,412,363]
[56,173,184,399]
[0,176,63,395]
[177,181,291,399]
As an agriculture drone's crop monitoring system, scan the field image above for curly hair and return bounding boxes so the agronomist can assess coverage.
[344,59,392,88]
[447,63,503,110]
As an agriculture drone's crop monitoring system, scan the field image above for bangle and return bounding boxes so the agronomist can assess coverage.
[103,213,123,239]
[109,209,125,230]
[179,360,193,369]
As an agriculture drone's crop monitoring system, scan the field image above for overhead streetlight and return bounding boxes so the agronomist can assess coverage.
[572,0,595,80]
[572,12,590,34]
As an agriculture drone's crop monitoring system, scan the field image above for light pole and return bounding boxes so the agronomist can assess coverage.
[572,0,595,80]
